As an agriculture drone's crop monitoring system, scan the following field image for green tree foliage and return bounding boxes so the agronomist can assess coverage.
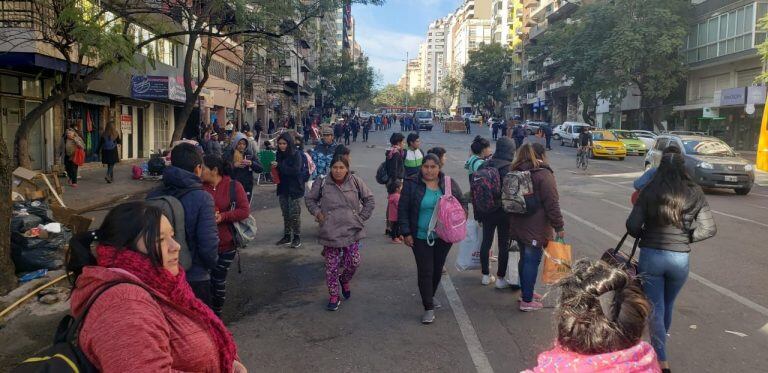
[372,84,407,107]
[410,88,433,109]
[534,0,689,127]
[318,53,376,109]
[462,43,513,113]
[438,71,461,114]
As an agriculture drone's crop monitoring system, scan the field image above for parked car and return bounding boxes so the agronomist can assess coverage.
[612,130,648,156]
[630,130,657,149]
[414,110,434,131]
[557,122,591,147]
[644,134,755,195]
[590,131,627,160]
[524,121,548,135]
[552,124,565,140]
[469,114,483,123]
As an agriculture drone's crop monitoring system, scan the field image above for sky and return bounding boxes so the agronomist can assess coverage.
[353,0,462,87]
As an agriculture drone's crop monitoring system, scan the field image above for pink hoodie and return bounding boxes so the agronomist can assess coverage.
[524,341,660,373]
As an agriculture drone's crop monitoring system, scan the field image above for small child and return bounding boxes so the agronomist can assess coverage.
[387,180,403,244]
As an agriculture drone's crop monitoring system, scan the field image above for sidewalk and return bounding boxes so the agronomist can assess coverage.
[60,159,160,213]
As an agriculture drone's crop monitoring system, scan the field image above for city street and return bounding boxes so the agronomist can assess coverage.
[218,125,768,372]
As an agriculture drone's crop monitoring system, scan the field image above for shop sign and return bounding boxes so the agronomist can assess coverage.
[120,114,132,134]
[131,75,186,103]
[703,107,720,118]
[69,93,110,107]
[168,78,186,103]
[721,87,746,106]
[747,85,766,105]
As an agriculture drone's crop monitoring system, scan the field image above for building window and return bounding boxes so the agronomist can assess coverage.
[0,0,33,28]
[685,3,759,63]
[0,74,20,95]
[22,78,41,98]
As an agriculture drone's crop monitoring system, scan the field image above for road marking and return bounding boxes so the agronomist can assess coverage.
[600,199,631,210]
[442,274,494,373]
[561,209,768,319]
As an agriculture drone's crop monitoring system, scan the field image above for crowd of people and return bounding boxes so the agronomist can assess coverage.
[55,112,716,372]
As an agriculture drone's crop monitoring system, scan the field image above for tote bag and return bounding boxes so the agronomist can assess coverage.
[542,239,572,285]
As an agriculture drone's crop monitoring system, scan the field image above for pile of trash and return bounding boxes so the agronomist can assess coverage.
[11,167,92,283]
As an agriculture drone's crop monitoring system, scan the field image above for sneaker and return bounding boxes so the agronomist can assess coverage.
[433,298,442,309]
[275,235,291,246]
[326,297,341,311]
[421,310,435,324]
[71,183,78,188]
[290,235,302,248]
[495,278,511,289]
[519,300,544,312]
[481,275,495,285]
[518,292,544,302]
[341,283,351,300]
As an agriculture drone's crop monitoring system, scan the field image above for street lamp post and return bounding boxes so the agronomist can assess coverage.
[403,52,409,113]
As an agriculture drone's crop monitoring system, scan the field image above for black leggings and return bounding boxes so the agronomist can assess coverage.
[411,238,452,310]
[64,156,78,184]
[480,211,511,277]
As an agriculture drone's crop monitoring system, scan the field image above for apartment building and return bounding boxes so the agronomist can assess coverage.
[423,18,450,94]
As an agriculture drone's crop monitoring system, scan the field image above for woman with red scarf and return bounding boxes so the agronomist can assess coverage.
[66,201,246,372]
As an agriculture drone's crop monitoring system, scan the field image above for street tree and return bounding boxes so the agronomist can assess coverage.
[437,71,461,115]
[318,53,376,110]
[372,84,406,108]
[462,43,513,114]
[409,88,433,109]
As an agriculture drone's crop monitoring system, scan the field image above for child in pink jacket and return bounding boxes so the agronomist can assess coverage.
[525,259,660,373]
[387,180,403,244]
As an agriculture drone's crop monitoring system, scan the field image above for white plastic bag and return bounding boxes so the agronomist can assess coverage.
[506,242,520,286]
[455,219,483,271]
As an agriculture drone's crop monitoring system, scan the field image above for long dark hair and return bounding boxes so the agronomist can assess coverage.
[556,259,651,355]
[203,154,231,177]
[641,153,696,228]
[276,132,295,160]
[511,143,546,170]
[66,202,164,284]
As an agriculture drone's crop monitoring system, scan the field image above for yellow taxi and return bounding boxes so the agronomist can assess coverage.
[590,130,627,160]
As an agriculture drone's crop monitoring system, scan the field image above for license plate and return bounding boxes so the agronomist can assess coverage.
[607,151,614,154]
[725,176,738,182]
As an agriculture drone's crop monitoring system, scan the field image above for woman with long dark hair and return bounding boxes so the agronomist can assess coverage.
[398,154,468,324]
[99,121,121,183]
[275,132,305,248]
[66,202,245,372]
[627,152,716,373]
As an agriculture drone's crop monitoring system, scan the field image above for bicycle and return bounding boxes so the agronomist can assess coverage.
[576,147,590,170]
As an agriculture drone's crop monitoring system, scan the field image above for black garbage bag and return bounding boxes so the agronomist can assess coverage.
[11,214,44,233]
[13,201,54,222]
[11,230,71,273]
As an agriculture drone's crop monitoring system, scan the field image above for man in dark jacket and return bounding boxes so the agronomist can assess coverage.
[542,123,553,150]
[311,125,338,179]
[476,137,516,287]
[512,123,526,147]
[147,143,219,305]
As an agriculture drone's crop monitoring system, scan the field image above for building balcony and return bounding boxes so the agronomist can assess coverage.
[547,0,580,23]
[548,78,573,92]
[529,22,548,40]
[543,57,560,68]
[525,0,539,9]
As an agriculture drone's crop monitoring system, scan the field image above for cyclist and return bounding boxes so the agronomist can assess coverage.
[577,126,593,165]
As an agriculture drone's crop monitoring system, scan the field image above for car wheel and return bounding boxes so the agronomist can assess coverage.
[553,134,561,141]
[735,187,751,195]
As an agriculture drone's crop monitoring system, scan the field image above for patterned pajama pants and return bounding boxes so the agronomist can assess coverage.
[322,242,361,298]
[279,195,302,236]
[210,250,237,317]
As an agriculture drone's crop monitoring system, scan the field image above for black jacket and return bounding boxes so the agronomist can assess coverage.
[398,173,468,238]
[276,136,305,199]
[385,148,405,182]
[626,185,716,252]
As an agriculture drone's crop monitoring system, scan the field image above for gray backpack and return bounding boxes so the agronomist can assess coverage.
[147,192,192,270]
[501,170,538,215]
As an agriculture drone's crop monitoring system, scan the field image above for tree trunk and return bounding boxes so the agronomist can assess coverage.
[0,137,18,294]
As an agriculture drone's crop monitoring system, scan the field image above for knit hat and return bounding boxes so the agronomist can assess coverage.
[493,137,517,162]
[321,125,333,136]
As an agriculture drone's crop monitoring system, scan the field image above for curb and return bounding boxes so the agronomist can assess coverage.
[72,184,156,214]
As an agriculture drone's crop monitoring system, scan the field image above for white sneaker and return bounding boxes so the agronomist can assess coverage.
[495,278,511,289]
[481,275,492,285]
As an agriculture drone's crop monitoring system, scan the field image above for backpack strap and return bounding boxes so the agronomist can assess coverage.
[443,175,452,196]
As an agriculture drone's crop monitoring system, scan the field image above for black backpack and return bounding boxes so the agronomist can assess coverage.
[375,161,389,185]
[12,282,148,373]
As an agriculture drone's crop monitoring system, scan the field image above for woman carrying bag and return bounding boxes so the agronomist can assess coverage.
[398,154,468,324]
[626,152,716,373]
[305,155,375,311]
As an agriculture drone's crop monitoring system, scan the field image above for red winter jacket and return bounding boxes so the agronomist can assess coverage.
[204,176,250,252]
[71,266,222,372]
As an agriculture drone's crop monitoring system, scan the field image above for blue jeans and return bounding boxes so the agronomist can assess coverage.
[517,243,543,302]
[638,247,689,361]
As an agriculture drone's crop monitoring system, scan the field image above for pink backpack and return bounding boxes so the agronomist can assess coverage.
[131,165,142,180]
[428,176,467,245]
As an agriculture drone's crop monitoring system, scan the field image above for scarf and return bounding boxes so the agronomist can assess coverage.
[96,245,237,373]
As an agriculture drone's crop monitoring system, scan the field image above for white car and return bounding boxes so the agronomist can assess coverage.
[557,122,591,147]
[469,114,483,123]
[630,130,657,149]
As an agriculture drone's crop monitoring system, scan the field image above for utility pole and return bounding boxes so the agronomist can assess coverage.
[404,52,409,113]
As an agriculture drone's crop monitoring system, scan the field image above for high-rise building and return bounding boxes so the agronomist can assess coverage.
[424,18,450,94]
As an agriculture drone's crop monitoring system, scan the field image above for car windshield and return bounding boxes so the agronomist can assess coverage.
[614,131,638,139]
[593,132,618,141]
[415,112,432,118]
[683,140,735,156]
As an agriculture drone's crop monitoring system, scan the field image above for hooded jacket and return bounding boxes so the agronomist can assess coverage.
[508,161,564,247]
[524,341,660,373]
[626,183,716,252]
[386,146,405,182]
[71,266,222,372]
[276,135,305,199]
[226,133,263,198]
[147,167,219,281]
[305,174,376,248]
[311,140,338,178]
[398,173,468,239]
[203,176,250,252]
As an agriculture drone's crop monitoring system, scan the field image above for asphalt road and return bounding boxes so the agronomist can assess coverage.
[224,124,768,372]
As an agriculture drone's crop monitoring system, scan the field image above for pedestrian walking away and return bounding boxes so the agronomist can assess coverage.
[201,155,251,317]
[306,156,375,311]
[524,259,658,372]
[147,143,219,305]
[64,202,244,372]
[404,133,424,178]
[508,143,565,312]
[99,121,121,183]
[275,132,305,248]
[627,151,716,373]
[363,117,372,142]
[476,137,517,288]
[398,154,468,324]
[542,123,553,150]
